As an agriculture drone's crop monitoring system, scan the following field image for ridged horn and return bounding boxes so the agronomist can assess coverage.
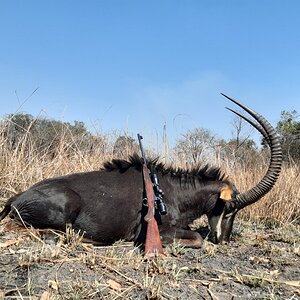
[221,93,282,211]
[226,107,271,147]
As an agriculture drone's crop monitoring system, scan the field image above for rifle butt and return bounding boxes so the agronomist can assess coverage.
[144,218,164,257]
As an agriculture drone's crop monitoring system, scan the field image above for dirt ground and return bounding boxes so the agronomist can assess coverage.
[0,218,299,300]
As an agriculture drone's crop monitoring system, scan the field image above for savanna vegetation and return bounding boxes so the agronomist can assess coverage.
[0,110,299,299]
[1,111,299,223]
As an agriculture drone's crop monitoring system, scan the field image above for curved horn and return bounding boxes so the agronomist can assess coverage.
[226,107,271,147]
[221,93,282,211]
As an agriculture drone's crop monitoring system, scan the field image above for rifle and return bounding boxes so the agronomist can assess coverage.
[137,133,164,257]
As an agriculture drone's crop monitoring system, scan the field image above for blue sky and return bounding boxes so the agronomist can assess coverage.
[0,1,299,147]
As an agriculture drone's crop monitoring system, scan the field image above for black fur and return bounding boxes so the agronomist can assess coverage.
[0,154,236,247]
[104,153,225,183]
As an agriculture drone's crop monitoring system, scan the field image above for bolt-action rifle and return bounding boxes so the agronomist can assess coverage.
[137,133,164,257]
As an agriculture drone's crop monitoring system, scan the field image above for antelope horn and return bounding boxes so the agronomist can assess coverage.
[221,93,282,211]
[226,107,271,147]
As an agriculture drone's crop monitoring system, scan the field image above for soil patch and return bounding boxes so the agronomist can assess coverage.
[0,219,299,299]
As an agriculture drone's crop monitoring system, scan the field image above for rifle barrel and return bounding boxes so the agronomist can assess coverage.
[137,134,146,162]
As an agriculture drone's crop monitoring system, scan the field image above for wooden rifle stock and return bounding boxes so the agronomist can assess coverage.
[138,134,164,257]
[142,164,164,257]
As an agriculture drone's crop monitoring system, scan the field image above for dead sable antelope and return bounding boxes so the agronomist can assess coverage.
[0,95,282,247]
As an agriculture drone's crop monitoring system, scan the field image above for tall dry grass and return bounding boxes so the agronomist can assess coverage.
[0,118,299,225]
[0,119,113,199]
[225,161,300,224]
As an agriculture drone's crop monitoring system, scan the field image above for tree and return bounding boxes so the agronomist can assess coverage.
[217,138,259,168]
[174,128,218,165]
[276,110,300,162]
[2,113,91,157]
[2,113,34,148]
[220,115,259,167]
[113,135,139,158]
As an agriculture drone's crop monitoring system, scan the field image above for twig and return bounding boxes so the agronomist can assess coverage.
[11,206,45,245]
[112,285,137,300]
[101,262,140,286]
[207,286,219,300]
[216,268,300,287]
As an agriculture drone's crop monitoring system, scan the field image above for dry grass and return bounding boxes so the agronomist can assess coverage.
[0,119,112,199]
[0,220,299,299]
[0,118,299,225]
[225,161,300,224]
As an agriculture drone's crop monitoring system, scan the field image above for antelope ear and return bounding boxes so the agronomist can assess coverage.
[220,185,233,201]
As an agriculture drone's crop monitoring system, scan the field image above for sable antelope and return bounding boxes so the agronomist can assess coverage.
[0,95,282,247]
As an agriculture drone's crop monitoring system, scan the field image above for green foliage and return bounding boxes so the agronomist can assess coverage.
[277,110,300,135]
[2,113,91,156]
[276,110,300,162]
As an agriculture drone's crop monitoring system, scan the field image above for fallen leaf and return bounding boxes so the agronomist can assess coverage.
[16,249,28,254]
[48,280,59,290]
[249,256,270,264]
[269,270,280,277]
[292,289,300,295]
[8,249,16,254]
[107,279,122,290]
[40,291,50,300]
[0,238,22,248]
